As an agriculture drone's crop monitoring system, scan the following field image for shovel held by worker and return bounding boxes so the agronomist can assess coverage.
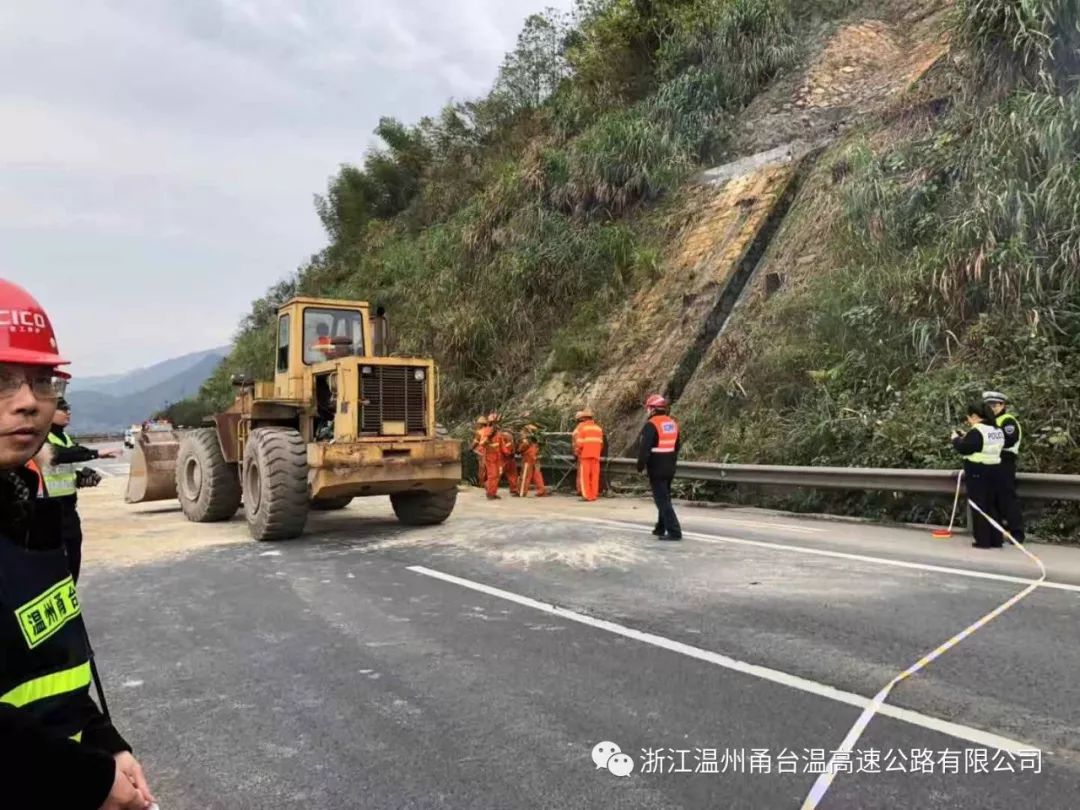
[520,462,531,498]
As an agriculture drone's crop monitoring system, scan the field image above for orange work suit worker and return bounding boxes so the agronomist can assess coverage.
[498,430,520,495]
[572,413,604,502]
[517,434,548,497]
[471,418,489,488]
[480,426,504,499]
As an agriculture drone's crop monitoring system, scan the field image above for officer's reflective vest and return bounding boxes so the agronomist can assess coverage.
[964,423,1005,465]
[996,412,1022,456]
[0,523,95,742]
[44,433,77,497]
[648,415,679,454]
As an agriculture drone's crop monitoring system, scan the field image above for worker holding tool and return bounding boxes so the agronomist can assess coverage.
[983,391,1025,543]
[517,424,549,497]
[0,279,156,809]
[572,408,604,502]
[471,415,489,489]
[481,413,506,500]
[637,395,683,540]
[46,398,120,582]
[951,401,1006,549]
[498,421,520,496]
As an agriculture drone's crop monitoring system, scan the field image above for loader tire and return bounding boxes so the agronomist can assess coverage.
[390,488,457,526]
[311,496,353,511]
[243,428,310,541]
[176,428,241,523]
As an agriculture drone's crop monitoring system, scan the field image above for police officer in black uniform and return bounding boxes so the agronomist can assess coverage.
[45,399,120,582]
[983,391,1024,543]
[951,401,1006,549]
[0,280,155,810]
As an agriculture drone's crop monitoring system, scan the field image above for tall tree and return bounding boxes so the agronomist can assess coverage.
[494,9,572,113]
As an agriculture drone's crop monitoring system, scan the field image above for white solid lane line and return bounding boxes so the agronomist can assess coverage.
[408,564,1038,754]
[579,517,1080,595]
[700,517,824,535]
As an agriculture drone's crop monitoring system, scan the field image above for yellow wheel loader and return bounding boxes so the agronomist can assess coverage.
[125,297,461,540]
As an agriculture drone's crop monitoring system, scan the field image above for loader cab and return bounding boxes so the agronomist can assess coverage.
[273,297,374,401]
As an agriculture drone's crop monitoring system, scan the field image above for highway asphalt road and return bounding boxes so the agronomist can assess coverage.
[72,460,1080,809]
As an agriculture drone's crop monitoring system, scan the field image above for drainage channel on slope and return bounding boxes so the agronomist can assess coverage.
[664,146,823,407]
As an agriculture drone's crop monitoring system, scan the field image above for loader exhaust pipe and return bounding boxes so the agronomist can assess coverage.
[125,429,181,503]
[372,305,390,357]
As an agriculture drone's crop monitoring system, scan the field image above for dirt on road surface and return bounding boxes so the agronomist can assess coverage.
[81,478,1080,586]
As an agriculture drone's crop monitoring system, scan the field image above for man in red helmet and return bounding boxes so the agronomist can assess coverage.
[637,394,682,540]
[0,280,156,809]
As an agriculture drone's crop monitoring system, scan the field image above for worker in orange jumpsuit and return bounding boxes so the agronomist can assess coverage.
[572,408,605,501]
[517,424,550,497]
[498,423,521,496]
[481,414,505,500]
[471,415,489,488]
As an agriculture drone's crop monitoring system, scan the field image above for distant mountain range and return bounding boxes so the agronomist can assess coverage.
[66,347,229,432]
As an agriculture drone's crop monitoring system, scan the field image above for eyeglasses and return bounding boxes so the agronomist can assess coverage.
[0,367,69,400]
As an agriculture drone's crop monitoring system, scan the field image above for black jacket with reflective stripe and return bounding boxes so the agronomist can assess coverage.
[0,467,128,809]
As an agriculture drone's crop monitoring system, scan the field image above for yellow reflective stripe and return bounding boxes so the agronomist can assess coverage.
[47,433,74,449]
[0,661,91,708]
[71,731,83,743]
[45,433,77,496]
[44,469,77,496]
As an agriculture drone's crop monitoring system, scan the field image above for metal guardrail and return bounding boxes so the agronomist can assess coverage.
[547,456,1080,501]
[72,432,125,444]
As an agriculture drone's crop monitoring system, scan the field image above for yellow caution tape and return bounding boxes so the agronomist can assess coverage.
[801,501,1046,810]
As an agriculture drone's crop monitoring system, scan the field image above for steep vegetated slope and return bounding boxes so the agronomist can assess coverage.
[195,0,867,413]
[194,0,1080,537]
[676,0,1080,535]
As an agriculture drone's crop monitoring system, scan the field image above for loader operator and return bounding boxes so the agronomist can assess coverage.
[309,322,347,362]
[0,280,155,810]
[312,322,333,353]
[46,399,119,582]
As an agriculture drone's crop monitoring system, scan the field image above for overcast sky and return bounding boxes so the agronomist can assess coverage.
[1,0,572,377]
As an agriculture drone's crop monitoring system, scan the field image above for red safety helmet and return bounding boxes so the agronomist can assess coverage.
[645,394,668,410]
[0,279,69,367]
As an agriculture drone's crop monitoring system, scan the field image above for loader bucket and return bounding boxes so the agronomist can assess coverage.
[125,430,180,503]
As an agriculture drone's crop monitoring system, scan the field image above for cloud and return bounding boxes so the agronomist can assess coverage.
[0,0,574,376]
